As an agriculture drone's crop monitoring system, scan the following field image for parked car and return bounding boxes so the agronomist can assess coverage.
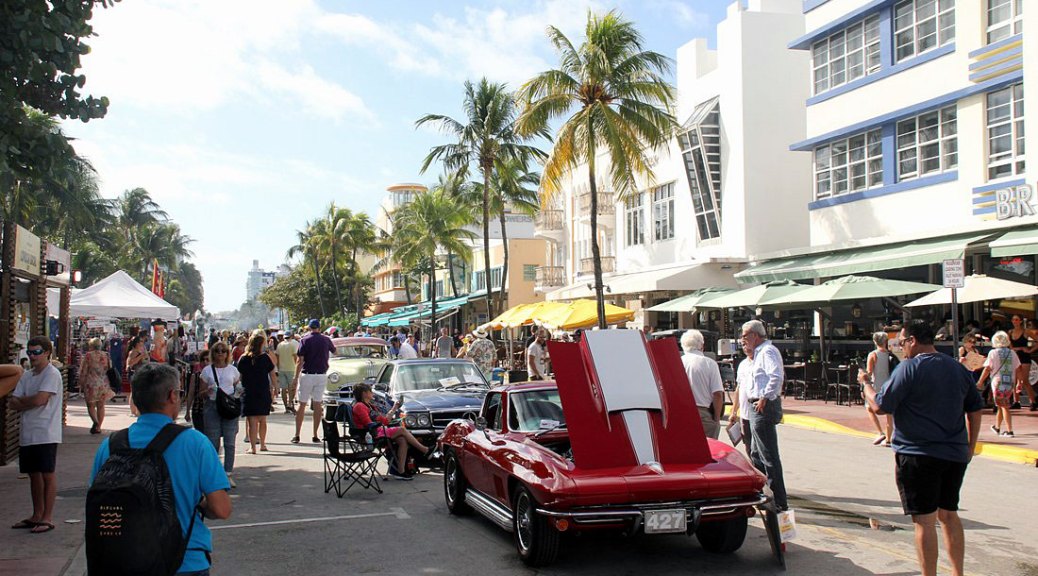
[323,337,390,398]
[326,358,490,461]
[438,330,775,567]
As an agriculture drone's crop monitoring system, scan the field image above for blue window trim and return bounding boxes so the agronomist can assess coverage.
[968,34,1024,59]
[972,178,1027,198]
[790,0,894,50]
[969,46,1023,71]
[808,44,954,106]
[808,171,958,210]
[792,70,1024,151]
[804,0,832,13]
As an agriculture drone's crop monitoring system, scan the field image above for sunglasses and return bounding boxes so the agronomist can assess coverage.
[26,349,46,356]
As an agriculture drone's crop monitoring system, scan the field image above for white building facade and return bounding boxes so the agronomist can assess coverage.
[246,259,276,302]
[737,0,1034,297]
[538,0,812,329]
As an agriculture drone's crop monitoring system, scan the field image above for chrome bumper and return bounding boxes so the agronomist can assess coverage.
[535,495,768,529]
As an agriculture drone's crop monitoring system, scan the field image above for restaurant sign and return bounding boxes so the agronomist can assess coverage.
[972,182,1036,221]
[12,225,41,275]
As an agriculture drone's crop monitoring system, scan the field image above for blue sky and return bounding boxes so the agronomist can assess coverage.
[63,0,730,312]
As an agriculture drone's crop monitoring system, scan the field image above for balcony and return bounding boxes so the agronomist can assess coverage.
[577,191,615,217]
[579,256,615,276]
[534,209,564,240]
[534,266,565,291]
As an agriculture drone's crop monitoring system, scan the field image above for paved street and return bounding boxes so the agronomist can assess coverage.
[2,402,1036,576]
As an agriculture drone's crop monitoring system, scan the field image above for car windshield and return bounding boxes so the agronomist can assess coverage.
[394,362,488,392]
[334,345,386,359]
[509,389,565,432]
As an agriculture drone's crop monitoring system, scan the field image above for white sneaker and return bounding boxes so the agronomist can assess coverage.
[227,473,236,488]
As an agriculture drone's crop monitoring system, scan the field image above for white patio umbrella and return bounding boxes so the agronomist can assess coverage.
[905,274,1038,307]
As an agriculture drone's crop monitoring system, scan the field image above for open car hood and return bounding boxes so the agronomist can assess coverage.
[548,330,713,470]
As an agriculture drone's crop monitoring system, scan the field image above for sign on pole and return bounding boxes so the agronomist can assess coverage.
[942,259,965,288]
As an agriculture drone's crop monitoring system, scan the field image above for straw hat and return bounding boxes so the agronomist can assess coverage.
[472,327,489,338]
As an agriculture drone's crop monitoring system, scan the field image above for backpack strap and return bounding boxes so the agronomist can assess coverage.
[109,429,132,454]
[144,423,189,454]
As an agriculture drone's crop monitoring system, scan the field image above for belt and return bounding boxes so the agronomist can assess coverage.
[301,371,326,375]
[748,398,760,403]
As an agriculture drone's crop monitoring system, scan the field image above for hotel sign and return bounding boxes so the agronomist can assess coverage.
[12,225,41,275]
[994,184,1035,220]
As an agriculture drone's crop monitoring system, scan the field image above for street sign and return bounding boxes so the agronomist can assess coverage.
[942,259,965,288]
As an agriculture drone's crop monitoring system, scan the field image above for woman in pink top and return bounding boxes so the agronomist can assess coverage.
[78,338,114,434]
[977,330,1019,438]
[352,383,437,480]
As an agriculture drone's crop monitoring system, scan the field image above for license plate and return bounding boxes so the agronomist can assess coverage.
[643,509,687,534]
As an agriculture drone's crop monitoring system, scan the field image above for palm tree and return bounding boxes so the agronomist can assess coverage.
[391,189,476,329]
[340,210,377,316]
[517,10,678,328]
[416,78,546,317]
[287,221,328,317]
[321,203,348,313]
[116,188,168,244]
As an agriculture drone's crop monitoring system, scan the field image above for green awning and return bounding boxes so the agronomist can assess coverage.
[386,294,471,327]
[759,275,941,306]
[647,288,735,312]
[359,312,394,326]
[735,233,992,284]
[990,228,1038,257]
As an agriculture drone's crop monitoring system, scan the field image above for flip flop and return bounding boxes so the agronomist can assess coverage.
[260,446,269,452]
[11,519,38,529]
[30,522,55,534]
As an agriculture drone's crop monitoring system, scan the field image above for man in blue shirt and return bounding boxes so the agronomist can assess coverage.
[91,364,231,576]
[739,320,788,512]
[865,323,983,576]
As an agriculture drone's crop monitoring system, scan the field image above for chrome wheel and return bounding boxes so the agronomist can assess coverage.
[442,451,470,515]
[511,486,559,566]
[515,491,533,553]
[445,459,459,505]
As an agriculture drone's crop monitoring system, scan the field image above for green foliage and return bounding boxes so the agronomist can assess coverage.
[259,264,338,326]
[1,0,118,180]
[320,312,360,334]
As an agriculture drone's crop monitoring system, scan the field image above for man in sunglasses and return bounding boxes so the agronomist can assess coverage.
[864,322,983,576]
[8,337,63,534]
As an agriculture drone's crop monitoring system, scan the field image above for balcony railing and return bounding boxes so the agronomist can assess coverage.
[579,256,615,275]
[535,209,564,232]
[535,266,565,288]
[577,191,615,215]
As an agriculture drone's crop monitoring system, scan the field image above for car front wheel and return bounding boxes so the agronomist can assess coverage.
[443,450,470,515]
[695,516,748,553]
[512,485,560,566]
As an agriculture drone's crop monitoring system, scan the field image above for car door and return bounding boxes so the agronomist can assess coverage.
[462,391,502,496]
[483,391,519,505]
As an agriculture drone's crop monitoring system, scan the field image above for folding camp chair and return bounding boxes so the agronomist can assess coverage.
[342,402,408,478]
[322,416,382,497]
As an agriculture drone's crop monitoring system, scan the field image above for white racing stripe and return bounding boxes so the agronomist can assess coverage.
[210,507,411,530]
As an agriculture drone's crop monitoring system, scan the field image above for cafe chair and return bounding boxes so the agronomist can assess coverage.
[838,365,862,406]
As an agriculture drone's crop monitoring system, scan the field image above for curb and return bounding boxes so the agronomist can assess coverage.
[782,414,1038,467]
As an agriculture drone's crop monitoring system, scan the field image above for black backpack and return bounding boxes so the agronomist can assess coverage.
[86,423,201,576]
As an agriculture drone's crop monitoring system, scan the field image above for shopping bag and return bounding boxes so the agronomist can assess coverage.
[778,509,797,542]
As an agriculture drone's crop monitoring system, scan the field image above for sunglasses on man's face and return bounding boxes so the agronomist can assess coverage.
[27,349,45,356]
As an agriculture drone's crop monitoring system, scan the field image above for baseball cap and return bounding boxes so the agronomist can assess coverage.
[308,318,320,329]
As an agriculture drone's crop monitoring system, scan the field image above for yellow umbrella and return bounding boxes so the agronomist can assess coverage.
[534,299,635,330]
[484,301,568,329]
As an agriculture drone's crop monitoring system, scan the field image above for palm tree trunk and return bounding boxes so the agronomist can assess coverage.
[428,256,438,331]
[497,208,509,316]
[587,136,607,330]
[447,250,461,297]
[403,269,413,305]
[481,163,494,321]
[310,254,327,318]
[351,246,361,315]
[329,244,344,314]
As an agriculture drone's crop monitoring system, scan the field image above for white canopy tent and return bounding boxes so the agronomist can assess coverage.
[70,270,180,320]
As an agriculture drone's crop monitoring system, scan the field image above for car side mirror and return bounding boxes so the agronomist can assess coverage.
[373,382,387,392]
[475,416,487,430]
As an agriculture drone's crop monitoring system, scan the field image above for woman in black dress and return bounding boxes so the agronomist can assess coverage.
[238,331,276,453]
[1009,315,1038,411]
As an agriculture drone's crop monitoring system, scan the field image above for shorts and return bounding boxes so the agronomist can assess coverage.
[376,426,402,439]
[296,373,327,405]
[19,443,58,474]
[277,371,295,392]
[894,453,968,516]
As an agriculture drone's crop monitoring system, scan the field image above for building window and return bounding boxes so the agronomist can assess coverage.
[624,193,645,246]
[435,279,444,298]
[522,264,537,282]
[678,97,722,241]
[811,15,881,95]
[652,182,675,242]
[391,271,403,288]
[987,83,1025,180]
[894,0,955,62]
[987,0,1023,43]
[814,129,883,199]
[896,106,958,181]
[490,267,502,289]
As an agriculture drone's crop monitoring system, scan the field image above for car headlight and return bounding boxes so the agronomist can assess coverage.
[328,372,340,384]
[404,414,417,428]
[417,414,431,428]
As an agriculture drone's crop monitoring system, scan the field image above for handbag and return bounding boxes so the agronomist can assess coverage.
[105,367,121,392]
[212,365,242,420]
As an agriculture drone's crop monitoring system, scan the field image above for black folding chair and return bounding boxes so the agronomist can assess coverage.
[341,403,401,478]
[322,415,382,497]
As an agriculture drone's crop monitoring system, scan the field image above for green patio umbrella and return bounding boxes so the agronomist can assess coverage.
[697,280,811,309]
[646,287,735,312]
[759,275,941,306]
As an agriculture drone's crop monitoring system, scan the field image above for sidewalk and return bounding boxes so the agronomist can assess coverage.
[779,396,1038,466]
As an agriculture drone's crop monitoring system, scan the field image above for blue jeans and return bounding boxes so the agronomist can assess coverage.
[203,400,238,473]
[747,397,787,510]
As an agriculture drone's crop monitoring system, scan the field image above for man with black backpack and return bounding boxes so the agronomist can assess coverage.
[88,363,232,575]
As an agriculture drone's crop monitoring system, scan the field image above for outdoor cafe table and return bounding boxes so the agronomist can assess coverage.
[827,365,852,405]
[784,363,807,400]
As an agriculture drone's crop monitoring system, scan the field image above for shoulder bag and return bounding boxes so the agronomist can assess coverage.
[212,365,241,420]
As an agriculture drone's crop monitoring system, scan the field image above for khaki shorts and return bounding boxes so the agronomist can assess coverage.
[296,373,326,405]
[277,371,295,392]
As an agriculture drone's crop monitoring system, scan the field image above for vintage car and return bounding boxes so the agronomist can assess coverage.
[326,358,490,458]
[323,337,390,398]
[438,330,778,567]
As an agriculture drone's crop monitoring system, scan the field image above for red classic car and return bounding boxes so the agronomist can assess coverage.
[438,329,778,567]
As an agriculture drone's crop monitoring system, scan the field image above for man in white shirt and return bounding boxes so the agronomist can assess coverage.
[679,330,724,439]
[729,340,756,459]
[740,320,788,511]
[398,335,419,359]
[527,330,549,380]
[8,337,64,533]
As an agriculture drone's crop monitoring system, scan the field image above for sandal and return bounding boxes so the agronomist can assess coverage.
[260,445,269,452]
[872,434,886,445]
[30,522,55,534]
[11,519,38,529]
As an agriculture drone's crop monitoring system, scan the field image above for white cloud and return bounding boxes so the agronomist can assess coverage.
[255,63,374,125]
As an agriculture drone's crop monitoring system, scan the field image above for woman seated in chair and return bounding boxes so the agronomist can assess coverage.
[351,383,438,480]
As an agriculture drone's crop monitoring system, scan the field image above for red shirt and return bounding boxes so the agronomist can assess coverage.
[352,401,388,428]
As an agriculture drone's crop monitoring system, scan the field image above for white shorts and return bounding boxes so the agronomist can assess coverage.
[297,373,327,405]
